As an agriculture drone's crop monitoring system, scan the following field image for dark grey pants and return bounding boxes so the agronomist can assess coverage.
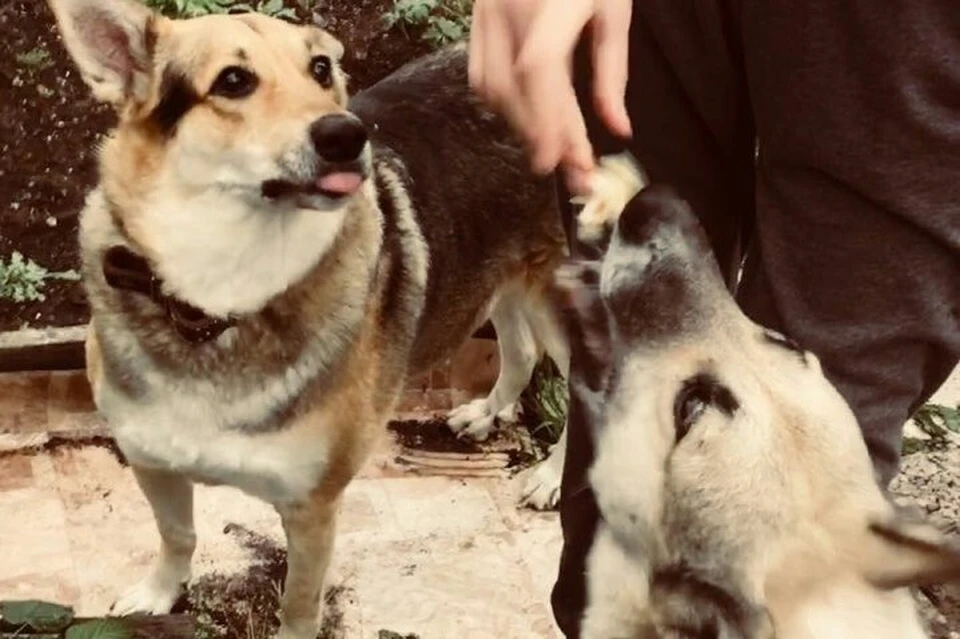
[551,1,960,636]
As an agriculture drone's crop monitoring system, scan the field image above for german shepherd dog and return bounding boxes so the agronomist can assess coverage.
[560,159,960,638]
[48,0,569,635]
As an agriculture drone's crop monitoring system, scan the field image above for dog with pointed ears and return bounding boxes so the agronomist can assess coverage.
[47,0,574,635]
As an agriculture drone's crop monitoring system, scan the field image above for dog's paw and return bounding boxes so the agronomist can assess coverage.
[572,152,648,243]
[448,397,490,432]
[495,401,522,424]
[111,574,185,616]
[519,458,563,510]
[447,398,519,442]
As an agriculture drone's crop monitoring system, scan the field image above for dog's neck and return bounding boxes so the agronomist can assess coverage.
[97,180,387,347]
[101,245,236,343]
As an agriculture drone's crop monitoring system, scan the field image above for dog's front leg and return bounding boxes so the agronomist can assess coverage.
[113,466,196,615]
[276,495,341,639]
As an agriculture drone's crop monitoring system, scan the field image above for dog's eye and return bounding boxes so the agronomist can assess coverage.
[210,66,258,99]
[673,374,739,441]
[310,55,333,88]
[674,386,708,441]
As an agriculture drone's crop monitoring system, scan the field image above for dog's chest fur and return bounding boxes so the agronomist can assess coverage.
[98,375,330,504]
[82,187,393,504]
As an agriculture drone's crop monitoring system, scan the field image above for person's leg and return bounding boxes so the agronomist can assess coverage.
[551,2,756,635]
[736,0,960,485]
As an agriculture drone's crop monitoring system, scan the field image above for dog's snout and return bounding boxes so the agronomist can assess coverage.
[310,114,368,163]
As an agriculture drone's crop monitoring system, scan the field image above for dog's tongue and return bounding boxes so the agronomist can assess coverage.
[317,172,363,195]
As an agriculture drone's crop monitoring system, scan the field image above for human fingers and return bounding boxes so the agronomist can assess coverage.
[559,95,595,191]
[467,0,488,94]
[470,0,519,115]
[591,0,633,138]
[515,0,596,174]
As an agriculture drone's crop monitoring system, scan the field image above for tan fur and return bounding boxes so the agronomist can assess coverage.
[570,163,960,638]
[49,0,566,635]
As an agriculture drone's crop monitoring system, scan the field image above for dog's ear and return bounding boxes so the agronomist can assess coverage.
[861,510,960,589]
[47,0,159,105]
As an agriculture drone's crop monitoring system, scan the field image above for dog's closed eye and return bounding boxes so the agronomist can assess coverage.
[673,374,739,441]
[763,329,804,355]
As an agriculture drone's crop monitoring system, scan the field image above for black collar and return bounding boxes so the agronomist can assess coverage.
[102,246,236,344]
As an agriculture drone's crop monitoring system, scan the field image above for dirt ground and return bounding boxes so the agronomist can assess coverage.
[166,433,960,639]
[893,440,960,638]
[0,0,434,332]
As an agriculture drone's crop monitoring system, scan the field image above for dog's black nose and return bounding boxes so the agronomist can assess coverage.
[310,114,368,163]
[617,185,698,247]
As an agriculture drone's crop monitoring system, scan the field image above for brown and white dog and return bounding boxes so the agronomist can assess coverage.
[560,160,960,638]
[48,0,571,635]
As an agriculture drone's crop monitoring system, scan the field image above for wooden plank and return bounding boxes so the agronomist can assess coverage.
[0,326,86,372]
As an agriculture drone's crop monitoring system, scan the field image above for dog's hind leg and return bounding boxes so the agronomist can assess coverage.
[448,286,543,441]
[112,467,196,616]
[275,495,341,639]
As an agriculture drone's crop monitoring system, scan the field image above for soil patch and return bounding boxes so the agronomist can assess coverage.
[0,433,126,465]
[892,442,960,638]
[180,523,355,639]
[387,417,502,455]
[180,523,287,639]
[0,0,435,332]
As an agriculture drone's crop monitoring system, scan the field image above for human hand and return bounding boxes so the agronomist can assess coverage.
[469,0,633,192]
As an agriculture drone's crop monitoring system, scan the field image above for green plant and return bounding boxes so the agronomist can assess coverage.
[16,46,53,69]
[383,0,473,47]
[520,357,569,446]
[0,251,80,303]
[236,0,297,19]
[903,403,959,455]
[0,599,189,638]
[144,0,296,19]
[0,600,74,633]
[144,0,234,17]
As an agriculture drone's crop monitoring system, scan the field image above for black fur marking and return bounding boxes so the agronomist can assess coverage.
[652,562,769,639]
[868,520,943,555]
[149,66,200,135]
[674,373,739,440]
[373,157,410,328]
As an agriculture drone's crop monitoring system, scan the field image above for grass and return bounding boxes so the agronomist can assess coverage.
[0,251,79,303]
[383,0,473,47]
